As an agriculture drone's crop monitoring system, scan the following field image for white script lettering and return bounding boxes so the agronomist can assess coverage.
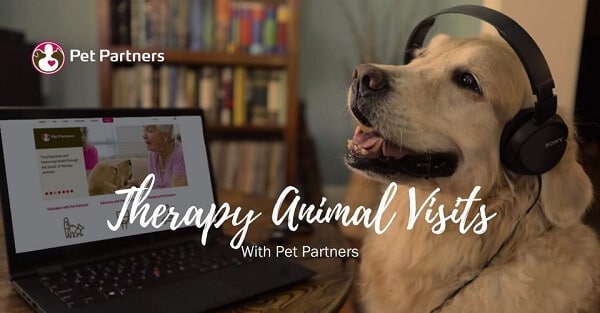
[272,185,397,234]
[107,174,261,249]
[407,186,497,234]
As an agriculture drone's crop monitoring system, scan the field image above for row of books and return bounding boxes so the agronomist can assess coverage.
[112,65,287,126]
[111,0,290,54]
[209,140,286,196]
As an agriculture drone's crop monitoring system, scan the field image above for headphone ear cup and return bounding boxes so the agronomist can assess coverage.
[500,109,535,173]
[500,108,568,175]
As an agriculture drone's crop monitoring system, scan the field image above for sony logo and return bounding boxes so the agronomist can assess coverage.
[545,137,564,148]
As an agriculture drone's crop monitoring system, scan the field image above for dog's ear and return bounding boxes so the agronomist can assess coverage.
[539,110,593,227]
[412,34,451,58]
[428,34,451,49]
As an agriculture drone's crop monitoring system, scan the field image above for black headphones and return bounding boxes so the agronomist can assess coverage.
[404,5,568,175]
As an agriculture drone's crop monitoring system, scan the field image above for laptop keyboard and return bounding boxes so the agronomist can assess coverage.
[39,240,255,309]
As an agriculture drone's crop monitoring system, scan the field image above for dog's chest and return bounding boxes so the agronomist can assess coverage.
[359,194,485,312]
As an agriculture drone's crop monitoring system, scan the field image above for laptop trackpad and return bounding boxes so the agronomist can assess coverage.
[143,276,242,313]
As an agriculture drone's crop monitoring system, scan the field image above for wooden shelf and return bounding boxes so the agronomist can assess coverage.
[106,46,289,67]
[97,0,301,189]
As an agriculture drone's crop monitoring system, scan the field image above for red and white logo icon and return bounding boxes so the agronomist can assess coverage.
[31,41,65,75]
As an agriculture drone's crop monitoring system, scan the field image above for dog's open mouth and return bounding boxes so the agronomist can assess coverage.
[346,126,458,178]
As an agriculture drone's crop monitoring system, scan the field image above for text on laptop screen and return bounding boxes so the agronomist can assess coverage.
[0,115,214,253]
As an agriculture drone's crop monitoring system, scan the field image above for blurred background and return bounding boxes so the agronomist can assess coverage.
[0,0,597,214]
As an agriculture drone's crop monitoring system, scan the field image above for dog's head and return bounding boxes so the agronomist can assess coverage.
[114,159,133,188]
[346,34,592,226]
[89,159,133,189]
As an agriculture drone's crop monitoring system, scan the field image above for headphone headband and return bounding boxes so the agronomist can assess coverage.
[404,5,556,123]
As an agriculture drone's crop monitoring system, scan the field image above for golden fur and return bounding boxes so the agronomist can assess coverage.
[347,34,600,313]
[88,159,133,196]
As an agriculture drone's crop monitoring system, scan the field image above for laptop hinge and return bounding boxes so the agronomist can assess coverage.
[36,264,63,276]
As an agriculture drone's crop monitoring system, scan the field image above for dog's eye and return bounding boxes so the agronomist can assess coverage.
[454,72,482,95]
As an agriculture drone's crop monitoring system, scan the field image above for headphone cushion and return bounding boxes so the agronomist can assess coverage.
[500,108,535,158]
[501,109,568,174]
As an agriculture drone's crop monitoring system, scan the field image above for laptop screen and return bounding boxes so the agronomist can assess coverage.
[0,113,214,254]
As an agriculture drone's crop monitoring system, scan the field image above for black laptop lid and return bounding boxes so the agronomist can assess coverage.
[0,108,217,278]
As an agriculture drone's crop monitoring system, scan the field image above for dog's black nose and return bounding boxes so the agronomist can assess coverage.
[353,64,387,96]
[126,159,132,165]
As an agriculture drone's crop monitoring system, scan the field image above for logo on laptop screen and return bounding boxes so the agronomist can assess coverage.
[63,217,84,238]
[31,41,65,75]
[42,132,51,143]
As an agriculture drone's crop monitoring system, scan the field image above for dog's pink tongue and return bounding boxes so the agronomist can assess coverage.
[382,141,408,159]
[352,128,382,149]
[350,127,407,159]
[349,127,384,158]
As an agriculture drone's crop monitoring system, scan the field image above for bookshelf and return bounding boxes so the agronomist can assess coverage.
[96,0,300,194]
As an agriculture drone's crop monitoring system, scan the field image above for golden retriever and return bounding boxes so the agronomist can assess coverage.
[345,34,600,313]
[88,159,133,196]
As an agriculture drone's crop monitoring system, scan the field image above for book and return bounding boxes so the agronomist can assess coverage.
[267,70,282,125]
[152,66,160,107]
[146,0,163,46]
[174,67,187,108]
[111,0,131,45]
[130,67,141,107]
[209,140,286,196]
[137,64,154,108]
[267,142,285,195]
[232,66,247,126]
[276,3,289,55]
[112,0,289,53]
[176,0,190,48]
[278,70,287,125]
[202,0,215,51]
[262,4,277,54]
[159,65,170,108]
[215,0,231,53]
[222,141,239,190]
[155,0,169,46]
[219,67,234,125]
[209,140,225,183]
[248,69,269,125]
[239,2,252,53]
[188,0,204,50]
[163,1,172,47]
[167,66,179,107]
[184,68,197,108]
[130,0,147,47]
[199,66,218,122]
[226,1,241,54]
[254,141,269,194]
[165,1,178,47]
[121,67,138,107]
[249,2,266,55]
[112,68,123,107]
[237,142,251,192]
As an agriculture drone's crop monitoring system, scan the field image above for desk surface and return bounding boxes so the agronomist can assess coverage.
[0,190,355,313]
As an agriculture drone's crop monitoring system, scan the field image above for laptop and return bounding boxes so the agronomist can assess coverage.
[0,108,314,313]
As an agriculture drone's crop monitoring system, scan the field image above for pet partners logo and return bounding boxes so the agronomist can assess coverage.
[31,41,164,73]
[41,133,51,143]
[31,41,65,75]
